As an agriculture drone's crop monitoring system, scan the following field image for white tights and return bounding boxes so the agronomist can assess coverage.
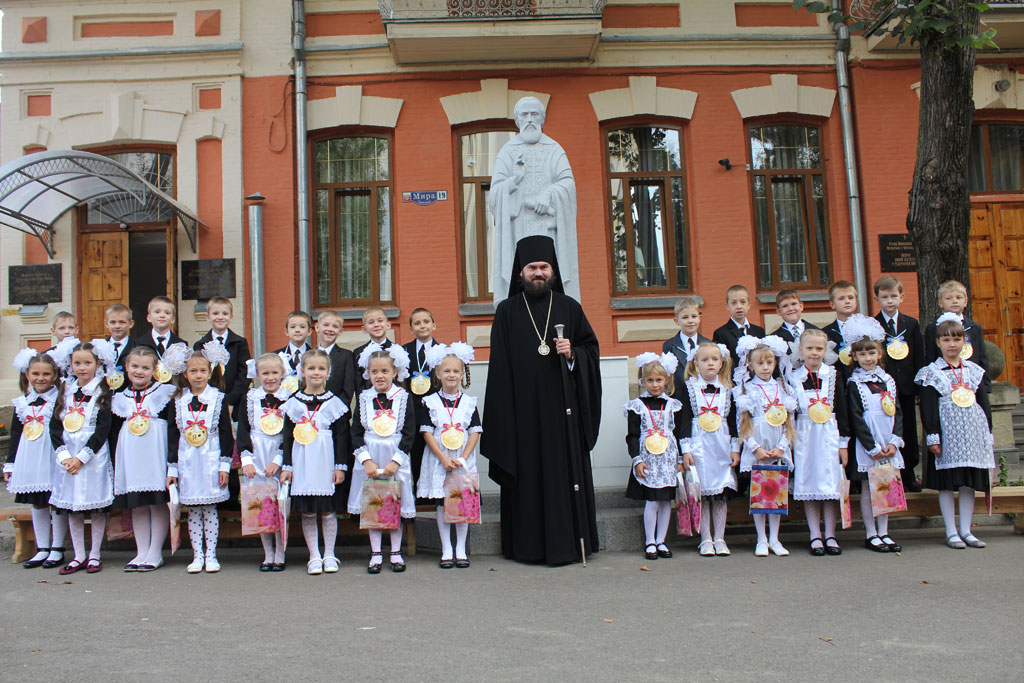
[367,527,404,565]
[938,487,976,538]
[753,514,781,545]
[698,499,728,542]
[860,492,889,539]
[436,506,469,560]
[68,512,108,563]
[300,512,338,561]
[187,505,220,559]
[643,500,672,547]
[131,504,169,565]
[259,531,285,564]
[30,506,69,563]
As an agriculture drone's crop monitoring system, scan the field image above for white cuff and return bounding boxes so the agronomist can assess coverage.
[744,437,760,453]
[839,437,850,449]
[679,439,692,455]
[55,446,71,463]
[391,450,409,467]
[778,437,791,452]
[2,463,13,474]
[867,444,883,457]
[926,434,941,447]
[240,453,255,468]
[76,447,95,465]
[281,465,294,473]
[630,455,643,468]
[272,454,284,467]
[419,425,433,433]
[334,464,348,471]
[888,436,905,449]
[567,359,576,372]
[355,447,370,465]
[729,438,741,453]
[218,459,231,473]
[166,465,178,478]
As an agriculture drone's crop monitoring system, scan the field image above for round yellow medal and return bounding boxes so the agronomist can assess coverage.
[698,411,722,433]
[951,385,976,408]
[184,424,208,448]
[293,421,318,445]
[887,340,909,361]
[281,376,300,394]
[838,347,852,366]
[644,430,669,455]
[260,412,284,436]
[23,420,44,441]
[441,426,466,450]
[63,411,85,433]
[372,413,397,437]
[960,342,974,360]
[881,395,897,417]
[410,374,431,396]
[106,370,125,390]
[808,402,832,424]
[765,404,789,428]
[154,362,172,384]
[127,414,150,436]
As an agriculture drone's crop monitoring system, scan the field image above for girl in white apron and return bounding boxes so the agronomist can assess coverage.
[110,346,177,572]
[916,315,995,549]
[165,342,234,574]
[238,353,291,571]
[679,342,739,556]
[844,315,905,554]
[625,352,688,561]
[349,343,416,574]
[49,340,118,574]
[4,349,66,569]
[789,329,849,556]
[280,348,350,576]
[416,342,482,569]
[733,335,796,557]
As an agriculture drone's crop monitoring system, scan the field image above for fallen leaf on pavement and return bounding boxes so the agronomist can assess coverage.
[36,580,47,584]
[921,580,929,584]
[29,650,40,653]
[603,619,613,623]
[488,568,497,572]
[819,638,836,645]
[58,581,72,585]
[640,566,652,571]
[750,581,757,584]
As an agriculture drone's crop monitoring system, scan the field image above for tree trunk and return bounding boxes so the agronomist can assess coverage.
[906,2,980,327]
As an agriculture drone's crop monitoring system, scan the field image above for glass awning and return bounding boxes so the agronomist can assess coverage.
[0,150,201,257]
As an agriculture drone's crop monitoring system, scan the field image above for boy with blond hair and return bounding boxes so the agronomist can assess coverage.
[105,303,135,368]
[923,280,990,391]
[133,295,187,353]
[352,306,394,393]
[315,309,356,406]
[769,289,819,343]
[194,296,251,419]
[663,296,710,399]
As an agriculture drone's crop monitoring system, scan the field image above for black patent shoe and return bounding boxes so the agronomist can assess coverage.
[644,544,658,560]
[439,557,455,569]
[824,537,842,556]
[271,562,286,572]
[656,544,673,558]
[367,552,383,575]
[23,548,50,569]
[455,557,470,568]
[864,535,890,553]
[390,552,406,573]
[41,548,65,568]
[809,538,826,556]
[259,562,274,572]
[880,535,902,552]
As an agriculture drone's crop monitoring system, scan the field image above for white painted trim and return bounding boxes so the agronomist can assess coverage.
[588,76,697,121]
[440,79,550,126]
[730,73,836,119]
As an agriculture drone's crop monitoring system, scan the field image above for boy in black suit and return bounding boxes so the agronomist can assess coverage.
[273,310,312,392]
[769,289,819,343]
[314,309,355,406]
[922,279,990,390]
[873,276,925,490]
[352,306,394,393]
[662,296,710,400]
[403,307,439,482]
[194,296,251,420]
[822,280,858,379]
[105,304,135,368]
[712,285,766,369]
[133,295,187,354]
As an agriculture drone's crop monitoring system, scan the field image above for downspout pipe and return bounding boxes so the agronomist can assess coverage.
[832,0,869,314]
[294,0,312,313]
[247,193,267,357]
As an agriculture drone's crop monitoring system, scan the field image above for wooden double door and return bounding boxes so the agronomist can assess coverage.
[969,203,1024,388]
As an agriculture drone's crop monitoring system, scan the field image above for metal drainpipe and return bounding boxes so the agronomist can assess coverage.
[832,0,869,313]
[247,193,267,357]
[294,0,311,313]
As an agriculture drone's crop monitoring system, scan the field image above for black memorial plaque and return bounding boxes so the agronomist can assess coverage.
[8,264,62,305]
[878,234,917,272]
[181,259,236,300]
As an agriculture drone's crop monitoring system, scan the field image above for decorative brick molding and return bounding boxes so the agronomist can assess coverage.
[588,76,697,121]
[195,10,221,37]
[440,79,549,126]
[307,85,403,130]
[730,74,836,119]
[22,17,47,43]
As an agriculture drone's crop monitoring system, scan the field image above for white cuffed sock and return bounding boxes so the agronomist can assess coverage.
[958,486,975,538]
[48,512,69,561]
[643,500,658,546]
[301,513,321,561]
[89,513,107,562]
[321,512,337,559]
[437,505,453,559]
[68,513,86,563]
[939,490,958,538]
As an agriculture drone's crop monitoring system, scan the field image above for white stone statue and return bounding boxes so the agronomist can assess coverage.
[490,97,580,305]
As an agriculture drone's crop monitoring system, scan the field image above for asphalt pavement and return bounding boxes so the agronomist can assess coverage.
[1,526,1022,682]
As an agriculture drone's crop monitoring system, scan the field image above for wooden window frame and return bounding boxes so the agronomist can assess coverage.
[602,120,694,297]
[309,130,396,309]
[453,121,518,303]
[968,120,1024,195]
[745,120,833,292]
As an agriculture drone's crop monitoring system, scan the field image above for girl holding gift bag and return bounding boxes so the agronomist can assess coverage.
[915,314,994,549]
[279,348,350,576]
[789,329,850,557]
[48,340,118,574]
[4,348,67,569]
[165,343,234,574]
[416,342,482,569]
[679,342,740,557]
[110,346,177,572]
[349,343,417,574]
[844,314,905,554]
[733,335,796,557]
[237,353,291,571]
[625,352,690,560]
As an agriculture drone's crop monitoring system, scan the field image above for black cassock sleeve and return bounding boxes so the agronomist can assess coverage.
[281,415,295,468]
[84,397,113,454]
[217,400,234,457]
[833,375,850,439]
[8,412,24,464]
[166,402,180,466]
[332,413,351,468]
[847,382,875,453]
[350,406,366,454]
[919,386,941,441]
[49,409,64,451]
[236,395,253,455]
[678,389,694,443]
[625,410,640,458]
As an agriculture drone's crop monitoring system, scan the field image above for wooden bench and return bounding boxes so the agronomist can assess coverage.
[1,509,417,564]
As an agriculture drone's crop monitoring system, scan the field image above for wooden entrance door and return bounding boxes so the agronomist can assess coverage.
[79,232,129,340]
[969,203,1024,388]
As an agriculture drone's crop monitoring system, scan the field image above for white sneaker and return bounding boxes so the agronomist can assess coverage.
[713,539,730,556]
[698,540,715,556]
[323,556,340,573]
[754,542,769,557]
[204,555,221,573]
[307,558,323,575]
[187,557,204,574]
[769,541,790,557]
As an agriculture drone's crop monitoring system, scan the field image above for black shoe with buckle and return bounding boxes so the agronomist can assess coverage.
[880,535,902,552]
[864,535,890,553]
[390,552,406,573]
[22,548,50,569]
[809,538,826,556]
[367,552,383,575]
[644,544,658,560]
[824,537,842,556]
[41,548,65,569]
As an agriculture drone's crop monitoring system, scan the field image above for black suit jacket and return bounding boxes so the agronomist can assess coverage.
[769,319,820,343]
[194,329,252,418]
[923,316,990,392]
[108,337,135,368]
[323,344,356,407]
[661,332,711,400]
[134,330,187,354]
[712,320,766,368]
[874,312,924,396]
[273,343,311,376]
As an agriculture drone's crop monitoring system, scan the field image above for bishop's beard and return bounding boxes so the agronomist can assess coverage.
[521,273,556,297]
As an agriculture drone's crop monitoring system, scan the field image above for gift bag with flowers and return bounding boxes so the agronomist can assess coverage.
[839,472,853,529]
[443,471,481,524]
[106,510,134,541]
[867,464,906,516]
[360,478,402,530]
[241,480,281,536]
[675,468,701,535]
[168,483,181,555]
[749,464,789,515]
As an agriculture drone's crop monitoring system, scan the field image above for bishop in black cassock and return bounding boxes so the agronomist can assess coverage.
[482,236,602,565]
